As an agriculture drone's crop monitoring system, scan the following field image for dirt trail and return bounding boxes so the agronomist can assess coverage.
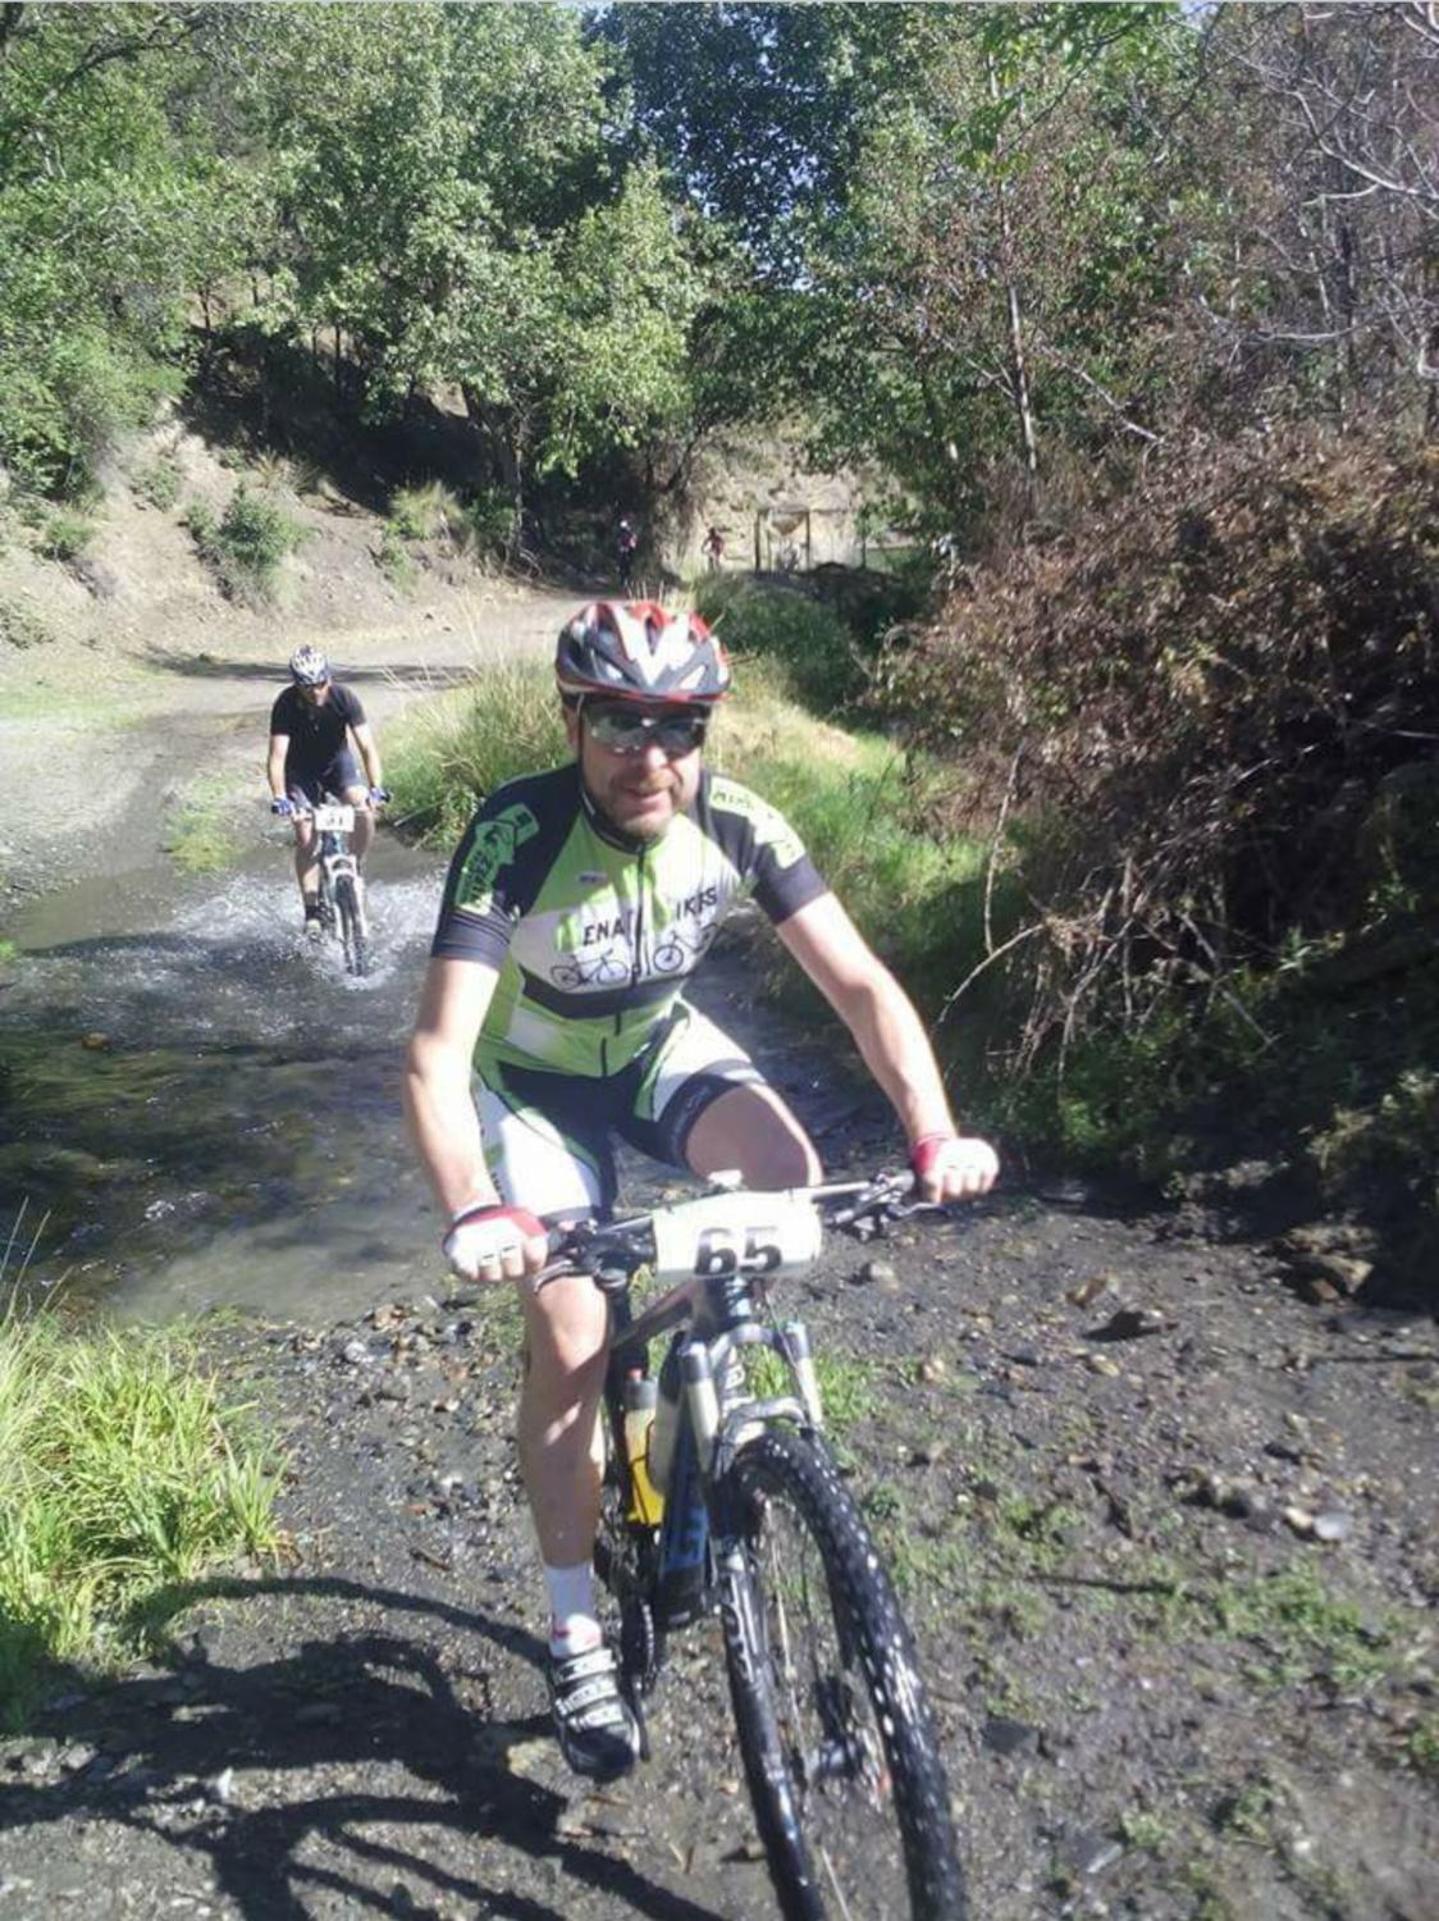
[1,584,1437,1920]
[0,577,575,899]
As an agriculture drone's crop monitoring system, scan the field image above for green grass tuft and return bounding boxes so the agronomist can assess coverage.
[164,774,245,874]
[0,1291,282,1729]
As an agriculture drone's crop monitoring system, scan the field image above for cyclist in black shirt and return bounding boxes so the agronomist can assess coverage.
[266,645,387,934]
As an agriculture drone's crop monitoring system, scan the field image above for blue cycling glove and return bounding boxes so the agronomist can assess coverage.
[271,796,296,818]
[368,786,390,808]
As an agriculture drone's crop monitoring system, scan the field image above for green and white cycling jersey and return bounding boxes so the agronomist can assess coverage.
[430,762,828,1082]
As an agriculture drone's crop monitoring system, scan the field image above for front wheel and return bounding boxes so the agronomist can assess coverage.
[717,1428,965,1920]
[333,874,369,977]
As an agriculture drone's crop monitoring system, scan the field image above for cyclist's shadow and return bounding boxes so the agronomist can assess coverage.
[0,1574,724,1921]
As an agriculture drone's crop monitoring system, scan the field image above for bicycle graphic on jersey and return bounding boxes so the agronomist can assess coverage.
[650,922,716,974]
[551,922,716,992]
[551,948,632,992]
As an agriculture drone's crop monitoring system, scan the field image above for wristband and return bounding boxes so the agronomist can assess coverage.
[909,1132,958,1179]
[444,1201,546,1246]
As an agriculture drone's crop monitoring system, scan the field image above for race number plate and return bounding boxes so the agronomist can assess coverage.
[312,804,355,832]
[651,1190,823,1284]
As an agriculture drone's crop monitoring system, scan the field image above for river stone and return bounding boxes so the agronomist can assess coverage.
[1312,1510,1353,1543]
[981,1715,1040,1757]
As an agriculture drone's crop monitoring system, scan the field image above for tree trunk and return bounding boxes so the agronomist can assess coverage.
[460,383,525,557]
[989,56,1039,490]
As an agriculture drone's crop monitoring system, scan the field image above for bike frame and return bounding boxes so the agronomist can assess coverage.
[577,1176,918,1623]
[307,799,359,917]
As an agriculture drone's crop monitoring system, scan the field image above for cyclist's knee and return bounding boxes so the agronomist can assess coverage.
[686,1085,821,1188]
[524,1275,607,1379]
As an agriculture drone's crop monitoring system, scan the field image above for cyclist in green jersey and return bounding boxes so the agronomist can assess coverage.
[404,599,999,1781]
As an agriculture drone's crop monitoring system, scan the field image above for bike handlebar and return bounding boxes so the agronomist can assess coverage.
[535,1168,952,1289]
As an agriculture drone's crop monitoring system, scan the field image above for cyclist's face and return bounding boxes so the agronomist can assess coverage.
[298,680,331,705]
[569,700,704,840]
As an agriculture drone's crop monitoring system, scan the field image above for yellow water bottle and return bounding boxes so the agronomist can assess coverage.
[623,1374,665,1526]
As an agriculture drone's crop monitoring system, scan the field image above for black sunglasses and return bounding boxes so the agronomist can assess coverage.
[584,704,708,757]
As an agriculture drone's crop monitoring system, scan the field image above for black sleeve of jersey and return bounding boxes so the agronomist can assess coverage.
[752,840,827,924]
[332,684,366,728]
[430,767,578,967]
[269,689,292,735]
[699,774,828,925]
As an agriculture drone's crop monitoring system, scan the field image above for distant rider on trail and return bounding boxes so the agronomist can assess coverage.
[616,515,638,593]
[266,645,387,936]
[404,598,999,1784]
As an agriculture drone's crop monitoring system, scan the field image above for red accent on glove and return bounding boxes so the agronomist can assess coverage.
[909,1132,958,1180]
[445,1202,547,1244]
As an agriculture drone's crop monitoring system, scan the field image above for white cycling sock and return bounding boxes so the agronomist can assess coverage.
[544,1561,600,1657]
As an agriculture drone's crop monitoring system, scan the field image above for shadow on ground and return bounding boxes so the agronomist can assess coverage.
[0,1574,723,1921]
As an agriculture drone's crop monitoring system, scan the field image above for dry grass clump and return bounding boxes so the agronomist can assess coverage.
[881,427,1439,1071]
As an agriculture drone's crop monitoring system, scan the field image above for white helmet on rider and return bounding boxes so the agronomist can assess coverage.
[289,645,330,687]
[556,601,731,706]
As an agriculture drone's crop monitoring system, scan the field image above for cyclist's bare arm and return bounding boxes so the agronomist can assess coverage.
[267,732,290,800]
[404,956,501,1216]
[775,891,998,1198]
[351,719,383,793]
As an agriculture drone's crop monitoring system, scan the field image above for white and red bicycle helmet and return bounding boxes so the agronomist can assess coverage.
[556,600,731,706]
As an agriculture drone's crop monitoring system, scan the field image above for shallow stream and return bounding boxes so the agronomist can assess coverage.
[1,834,449,1322]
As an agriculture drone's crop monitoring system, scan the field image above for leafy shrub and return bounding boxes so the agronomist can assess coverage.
[0,331,180,500]
[189,484,304,601]
[132,455,181,511]
[184,499,216,549]
[464,487,518,561]
[35,511,95,562]
[389,480,465,545]
[0,597,51,650]
[882,427,1439,1067]
[694,576,865,712]
[377,523,416,591]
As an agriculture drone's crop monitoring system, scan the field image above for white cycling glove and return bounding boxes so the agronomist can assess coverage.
[909,1132,1000,1202]
[442,1202,549,1283]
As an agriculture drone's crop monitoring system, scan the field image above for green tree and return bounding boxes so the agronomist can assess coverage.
[0,2,225,493]
[235,3,705,540]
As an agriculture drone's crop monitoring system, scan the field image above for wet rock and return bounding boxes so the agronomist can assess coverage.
[1062,1830,1125,1877]
[1273,1223,1377,1301]
[855,1258,897,1288]
[1312,1510,1353,1544]
[56,1743,96,1774]
[1066,1274,1114,1308]
[1088,1305,1169,1342]
[1174,1469,1268,1523]
[79,1032,110,1051]
[6,1743,56,1780]
[981,1715,1041,1758]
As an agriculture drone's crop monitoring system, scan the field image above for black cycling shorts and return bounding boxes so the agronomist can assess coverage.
[286,749,363,807]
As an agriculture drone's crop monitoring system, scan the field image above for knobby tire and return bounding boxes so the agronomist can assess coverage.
[717,1427,965,1921]
[334,874,368,977]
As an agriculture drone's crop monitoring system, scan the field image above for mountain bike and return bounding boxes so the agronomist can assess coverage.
[304,798,370,977]
[539,1169,967,1921]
